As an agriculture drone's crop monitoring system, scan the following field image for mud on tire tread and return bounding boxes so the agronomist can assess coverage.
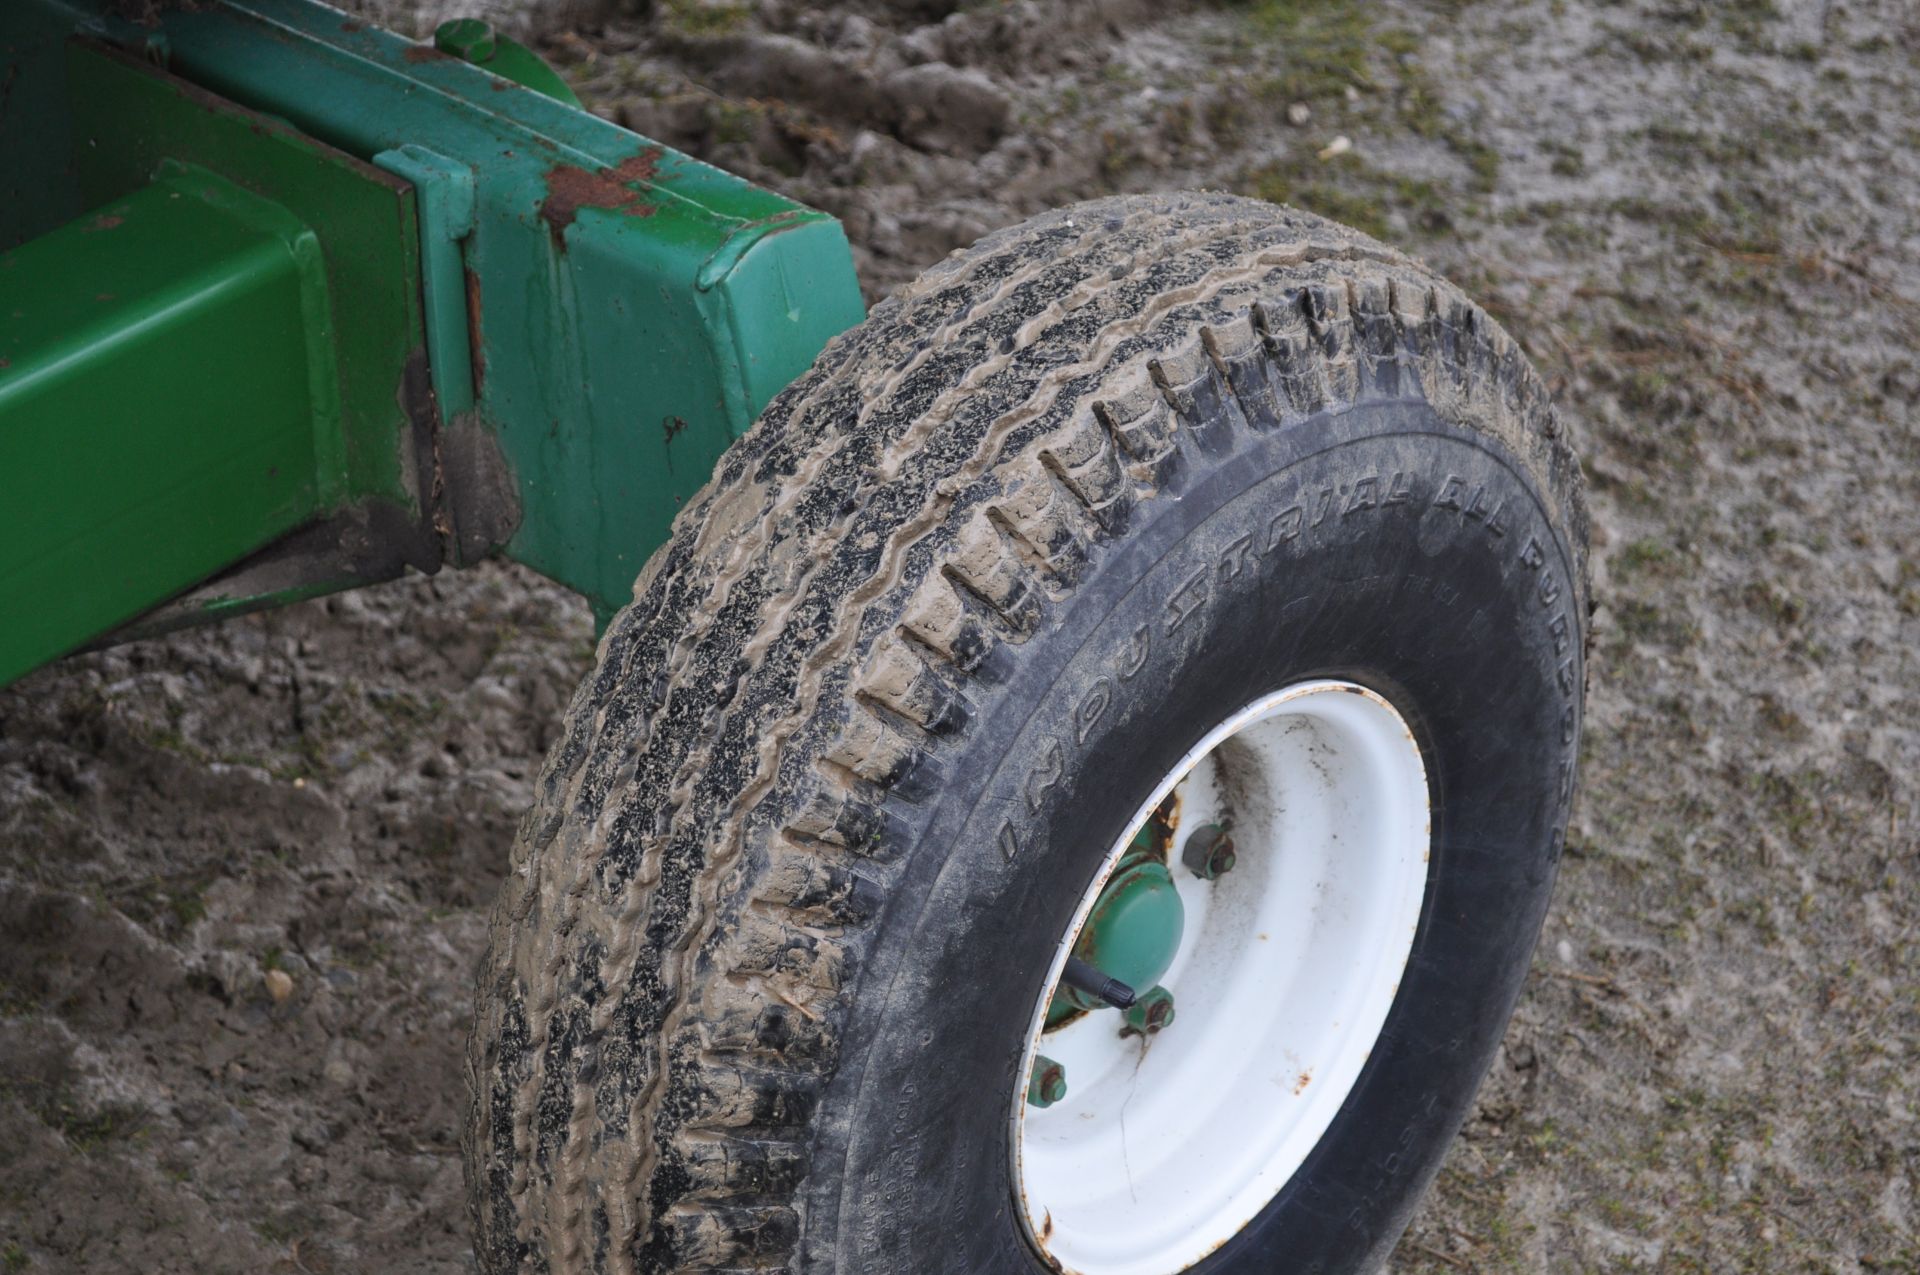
[464,192,1587,1273]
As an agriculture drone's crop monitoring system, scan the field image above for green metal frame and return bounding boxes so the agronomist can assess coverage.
[1,168,338,680]
[0,0,867,685]
[1,42,432,684]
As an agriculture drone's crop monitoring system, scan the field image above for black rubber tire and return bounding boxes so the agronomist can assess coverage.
[464,192,1588,1275]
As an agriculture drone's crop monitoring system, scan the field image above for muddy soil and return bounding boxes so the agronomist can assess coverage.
[4,1,1916,1271]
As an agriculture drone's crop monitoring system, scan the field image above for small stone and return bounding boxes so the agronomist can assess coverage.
[293,1121,333,1153]
[1286,101,1311,127]
[264,968,294,1004]
[1317,135,1352,160]
[1555,939,1574,964]
[323,1057,354,1087]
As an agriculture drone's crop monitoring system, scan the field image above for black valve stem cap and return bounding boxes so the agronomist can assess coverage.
[1062,954,1137,1010]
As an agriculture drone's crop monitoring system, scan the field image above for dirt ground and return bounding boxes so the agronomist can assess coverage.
[3,1,1917,1271]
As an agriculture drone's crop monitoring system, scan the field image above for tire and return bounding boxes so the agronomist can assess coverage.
[464,192,1588,1274]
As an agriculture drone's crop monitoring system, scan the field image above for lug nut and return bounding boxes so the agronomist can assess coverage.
[1182,824,1236,880]
[1122,985,1176,1036]
[1027,1055,1068,1108]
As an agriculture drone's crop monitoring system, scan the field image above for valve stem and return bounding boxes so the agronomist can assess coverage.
[1061,955,1137,1010]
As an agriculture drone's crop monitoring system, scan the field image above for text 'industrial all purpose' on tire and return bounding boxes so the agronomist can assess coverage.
[465,193,1589,1275]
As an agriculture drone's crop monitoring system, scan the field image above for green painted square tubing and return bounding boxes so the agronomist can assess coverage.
[0,165,338,684]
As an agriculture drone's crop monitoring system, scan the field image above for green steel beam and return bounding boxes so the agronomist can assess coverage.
[0,0,865,682]
[0,167,336,685]
[140,0,868,622]
[66,42,430,515]
[0,40,432,684]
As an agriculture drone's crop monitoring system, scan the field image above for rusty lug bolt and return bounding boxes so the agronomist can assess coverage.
[1027,1055,1068,1108]
[1182,823,1237,881]
[1122,985,1176,1036]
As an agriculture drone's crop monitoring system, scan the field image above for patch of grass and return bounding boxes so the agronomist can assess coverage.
[3,1077,147,1156]
[1748,768,1826,848]
[1244,152,1453,242]
[1597,24,1714,64]
[1202,92,1252,146]
[1234,0,1379,104]
[1755,692,1806,738]
[1742,579,1806,628]
[140,728,206,766]
[1455,136,1501,194]
[655,0,749,37]
[1249,166,1386,239]
[1226,0,1506,203]
[1543,139,1586,178]
[252,1214,302,1246]
[1375,47,1504,194]
[1642,120,1820,173]
[708,99,761,148]
[334,934,395,972]
[1705,185,1793,258]
[1617,367,1674,414]
[0,977,38,1018]
[1894,560,1920,617]
[1613,598,1698,649]
[2,1244,25,1272]
[1617,537,1683,578]
[114,873,212,937]
[1718,0,1783,51]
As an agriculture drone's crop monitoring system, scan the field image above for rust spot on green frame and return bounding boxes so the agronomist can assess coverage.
[539,147,664,244]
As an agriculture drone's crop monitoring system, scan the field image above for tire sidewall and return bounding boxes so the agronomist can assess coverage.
[804,399,1584,1273]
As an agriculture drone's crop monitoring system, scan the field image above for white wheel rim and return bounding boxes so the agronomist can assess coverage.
[1012,680,1432,1275]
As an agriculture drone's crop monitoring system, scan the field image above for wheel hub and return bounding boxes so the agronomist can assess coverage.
[1012,680,1433,1275]
[1046,833,1186,1024]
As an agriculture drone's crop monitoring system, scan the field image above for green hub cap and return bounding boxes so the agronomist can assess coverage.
[1047,847,1186,1026]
